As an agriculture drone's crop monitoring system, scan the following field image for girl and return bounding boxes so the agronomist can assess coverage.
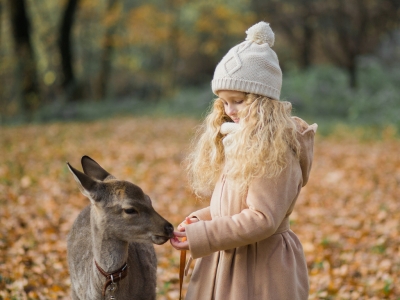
[171,21,317,300]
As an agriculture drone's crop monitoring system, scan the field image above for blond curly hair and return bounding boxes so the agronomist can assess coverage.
[186,93,300,198]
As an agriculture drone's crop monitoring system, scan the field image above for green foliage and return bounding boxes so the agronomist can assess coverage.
[1,0,399,122]
[3,62,399,137]
[282,61,400,129]
[0,84,213,125]
[153,85,214,118]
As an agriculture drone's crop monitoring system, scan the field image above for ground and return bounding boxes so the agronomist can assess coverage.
[0,117,399,299]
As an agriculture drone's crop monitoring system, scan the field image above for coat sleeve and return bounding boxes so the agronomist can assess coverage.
[188,206,212,221]
[186,157,303,259]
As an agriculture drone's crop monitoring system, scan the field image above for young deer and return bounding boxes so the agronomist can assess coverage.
[67,156,174,300]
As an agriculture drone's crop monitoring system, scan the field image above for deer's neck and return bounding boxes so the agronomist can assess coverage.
[90,208,129,272]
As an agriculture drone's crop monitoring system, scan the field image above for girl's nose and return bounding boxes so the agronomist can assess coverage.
[226,105,236,116]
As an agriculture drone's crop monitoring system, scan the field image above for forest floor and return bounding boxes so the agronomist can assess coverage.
[0,117,399,299]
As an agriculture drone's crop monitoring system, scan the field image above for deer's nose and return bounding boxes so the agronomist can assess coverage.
[165,223,174,236]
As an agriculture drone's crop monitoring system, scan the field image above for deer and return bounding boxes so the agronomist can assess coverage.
[66,156,174,300]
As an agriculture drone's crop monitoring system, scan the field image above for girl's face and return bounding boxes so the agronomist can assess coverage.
[218,90,247,123]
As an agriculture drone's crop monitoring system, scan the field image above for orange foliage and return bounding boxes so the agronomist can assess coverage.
[195,5,255,56]
[125,4,173,47]
[103,2,123,28]
[0,117,399,299]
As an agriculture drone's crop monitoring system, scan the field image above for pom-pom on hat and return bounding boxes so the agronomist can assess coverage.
[212,21,282,100]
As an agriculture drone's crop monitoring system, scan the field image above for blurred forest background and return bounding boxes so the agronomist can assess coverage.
[0,0,399,127]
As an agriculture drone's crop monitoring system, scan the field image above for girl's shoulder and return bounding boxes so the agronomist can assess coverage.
[291,117,318,186]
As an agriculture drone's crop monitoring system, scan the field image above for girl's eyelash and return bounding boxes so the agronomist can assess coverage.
[222,100,243,105]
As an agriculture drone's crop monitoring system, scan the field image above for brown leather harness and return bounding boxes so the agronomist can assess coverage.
[95,260,128,297]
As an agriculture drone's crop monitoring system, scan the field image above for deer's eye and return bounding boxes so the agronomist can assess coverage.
[124,208,138,215]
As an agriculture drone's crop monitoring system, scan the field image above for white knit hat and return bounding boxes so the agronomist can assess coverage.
[211,22,282,100]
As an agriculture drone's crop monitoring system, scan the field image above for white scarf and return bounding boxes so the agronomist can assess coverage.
[220,122,240,154]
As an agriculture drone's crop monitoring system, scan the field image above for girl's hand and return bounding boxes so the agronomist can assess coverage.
[170,231,190,250]
[170,217,198,250]
[177,217,199,232]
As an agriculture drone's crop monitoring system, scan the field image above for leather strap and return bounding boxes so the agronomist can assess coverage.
[179,242,187,300]
[179,217,192,300]
[179,243,186,300]
[95,260,128,296]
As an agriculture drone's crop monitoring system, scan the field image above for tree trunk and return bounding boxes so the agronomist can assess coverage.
[96,0,119,100]
[0,2,2,46]
[8,0,40,117]
[300,24,313,68]
[347,56,357,89]
[299,9,314,69]
[59,0,79,101]
[162,0,180,97]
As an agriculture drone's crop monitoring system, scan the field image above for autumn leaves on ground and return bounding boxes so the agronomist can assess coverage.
[0,117,399,299]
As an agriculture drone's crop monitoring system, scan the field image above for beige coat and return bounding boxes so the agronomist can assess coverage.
[185,117,317,300]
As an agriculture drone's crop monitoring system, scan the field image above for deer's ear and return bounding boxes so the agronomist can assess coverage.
[81,156,114,181]
[67,162,101,202]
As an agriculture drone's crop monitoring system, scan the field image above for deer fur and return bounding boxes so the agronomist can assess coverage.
[67,156,174,300]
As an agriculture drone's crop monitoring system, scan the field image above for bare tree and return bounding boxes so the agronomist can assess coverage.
[318,0,400,88]
[252,0,400,88]
[0,1,2,46]
[7,0,40,117]
[59,0,80,101]
[251,0,318,69]
[165,0,182,94]
[96,0,120,100]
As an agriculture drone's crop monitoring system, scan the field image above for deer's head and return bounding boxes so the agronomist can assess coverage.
[67,156,174,245]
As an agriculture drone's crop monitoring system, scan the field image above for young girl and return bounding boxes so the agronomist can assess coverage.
[171,21,317,300]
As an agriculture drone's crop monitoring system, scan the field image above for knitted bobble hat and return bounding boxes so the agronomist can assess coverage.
[212,21,282,100]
